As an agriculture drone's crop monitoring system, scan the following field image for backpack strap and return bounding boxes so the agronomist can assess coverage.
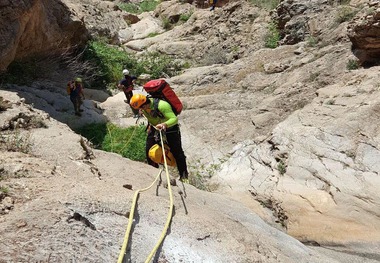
[152,98,164,118]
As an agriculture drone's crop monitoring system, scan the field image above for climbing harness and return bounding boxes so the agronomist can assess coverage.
[117,128,175,263]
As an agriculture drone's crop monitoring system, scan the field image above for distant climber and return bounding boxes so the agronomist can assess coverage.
[67,77,85,116]
[118,69,140,118]
[130,94,189,182]
[210,0,218,11]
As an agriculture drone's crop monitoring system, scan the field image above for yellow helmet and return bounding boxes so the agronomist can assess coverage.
[75,77,82,82]
[130,94,147,109]
[149,144,176,167]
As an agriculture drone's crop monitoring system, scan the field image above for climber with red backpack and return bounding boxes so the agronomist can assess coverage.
[130,80,188,182]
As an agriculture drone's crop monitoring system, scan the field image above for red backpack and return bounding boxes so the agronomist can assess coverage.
[143,79,183,115]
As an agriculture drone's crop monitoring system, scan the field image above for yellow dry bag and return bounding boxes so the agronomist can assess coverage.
[148,144,176,167]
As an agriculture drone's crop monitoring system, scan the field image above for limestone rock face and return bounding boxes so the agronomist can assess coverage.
[184,0,231,9]
[154,1,194,23]
[0,0,88,71]
[2,0,380,261]
[0,88,338,263]
[119,12,164,44]
[215,69,380,246]
[273,0,351,45]
[348,1,380,65]
[126,0,266,64]
[66,0,129,44]
[0,0,132,72]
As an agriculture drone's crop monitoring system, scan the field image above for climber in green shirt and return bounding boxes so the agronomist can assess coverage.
[130,94,189,182]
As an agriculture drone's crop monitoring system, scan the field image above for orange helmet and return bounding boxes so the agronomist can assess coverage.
[130,94,147,109]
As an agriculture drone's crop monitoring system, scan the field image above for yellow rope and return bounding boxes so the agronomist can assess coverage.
[117,128,174,263]
[117,124,140,154]
[107,117,143,155]
[117,168,163,263]
[145,129,174,263]
[106,124,114,152]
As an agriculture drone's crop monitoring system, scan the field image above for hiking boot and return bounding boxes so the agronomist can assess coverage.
[133,114,140,118]
[179,177,189,184]
[75,112,82,116]
[124,100,129,104]
[179,171,189,183]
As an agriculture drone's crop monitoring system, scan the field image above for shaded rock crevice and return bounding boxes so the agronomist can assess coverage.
[0,0,89,71]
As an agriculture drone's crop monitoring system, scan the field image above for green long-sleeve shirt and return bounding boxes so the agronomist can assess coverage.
[142,98,178,127]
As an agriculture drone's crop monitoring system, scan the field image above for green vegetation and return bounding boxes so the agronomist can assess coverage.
[147,32,160,38]
[179,11,193,22]
[1,131,33,153]
[83,40,185,90]
[264,21,280,49]
[347,59,360,70]
[161,16,172,30]
[365,7,375,15]
[1,57,48,85]
[83,40,137,90]
[335,6,357,23]
[277,160,286,175]
[308,72,320,82]
[77,123,147,162]
[155,10,195,29]
[306,36,318,47]
[0,40,172,88]
[199,46,229,66]
[2,13,188,89]
[188,158,226,191]
[2,38,187,91]
[119,0,160,14]
[338,0,351,5]
[249,0,280,10]
[28,116,48,129]
[138,51,184,80]
[325,99,336,105]
[0,186,9,194]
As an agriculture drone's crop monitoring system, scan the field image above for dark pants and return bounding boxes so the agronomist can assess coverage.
[146,125,188,178]
[70,96,82,114]
[124,90,139,115]
[210,0,217,10]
